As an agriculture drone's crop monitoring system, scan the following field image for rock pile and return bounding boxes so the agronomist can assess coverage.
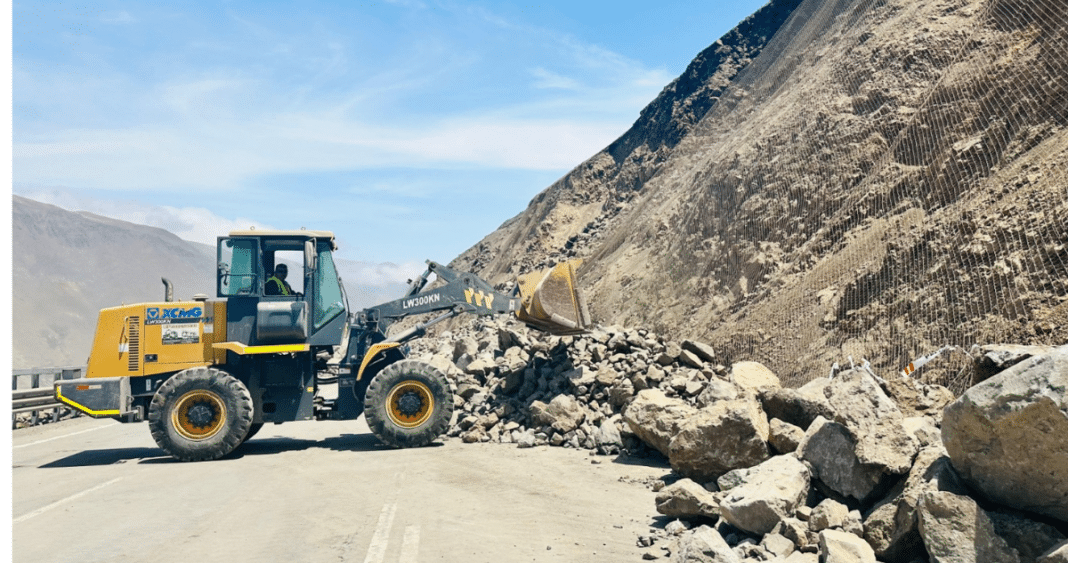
[410,317,728,455]
[411,322,1068,563]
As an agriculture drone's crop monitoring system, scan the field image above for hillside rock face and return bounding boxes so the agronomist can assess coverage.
[452,0,1068,387]
[941,345,1068,522]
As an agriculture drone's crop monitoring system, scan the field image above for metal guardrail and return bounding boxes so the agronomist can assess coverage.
[11,366,86,429]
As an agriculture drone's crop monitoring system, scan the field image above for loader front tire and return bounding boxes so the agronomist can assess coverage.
[148,367,253,462]
[364,360,453,448]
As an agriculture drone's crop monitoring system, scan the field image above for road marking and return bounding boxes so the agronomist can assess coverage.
[13,423,115,449]
[13,477,123,524]
[399,525,420,563]
[363,502,397,563]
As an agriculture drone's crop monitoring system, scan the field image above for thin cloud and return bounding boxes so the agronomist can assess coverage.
[14,186,273,246]
[100,11,136,25]
[530,67,581,90]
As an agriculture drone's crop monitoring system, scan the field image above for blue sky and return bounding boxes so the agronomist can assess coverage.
[12,0,768,284]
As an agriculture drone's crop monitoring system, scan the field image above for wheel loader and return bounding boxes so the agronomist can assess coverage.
[55,229,590,461]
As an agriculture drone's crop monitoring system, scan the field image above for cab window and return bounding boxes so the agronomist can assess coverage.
[218,238,258,297]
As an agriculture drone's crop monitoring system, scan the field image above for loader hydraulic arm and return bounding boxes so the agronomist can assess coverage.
[354,261,521,346]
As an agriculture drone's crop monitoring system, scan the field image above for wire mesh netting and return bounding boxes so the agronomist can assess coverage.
[655,0,1067,389]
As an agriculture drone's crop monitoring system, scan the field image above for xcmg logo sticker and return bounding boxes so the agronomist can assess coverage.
[146,306,204,325]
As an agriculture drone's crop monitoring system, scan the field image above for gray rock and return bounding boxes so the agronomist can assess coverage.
[672,525,741,563]
[809,498,850,532]
[972,344,1056,385]
[529,395,586,433]
[818,529,877,563]
[515,430,536,448]
[822,368,918,475]
[594,420,623,455]
[718,455,810,536]
[902,416,941,448]
[717,467,751,493]
[761,533,795,558]
[988,510,1067,563]
[798,416,887,503]
[772,517,815,550]
[942,345,1068,522]
[682,340,717,363]
[669,397,771,482]
[729,361,781,395]
[1040,540,1068,563]
[760,387,834,430]
[680,349,706,369]
[609,378,636,408]
[624,389,699,457]
[768,418,805,454]
[917,490,1020,563]
[696,379,742,408]
[655,479,720,519]
[863,445,966,562]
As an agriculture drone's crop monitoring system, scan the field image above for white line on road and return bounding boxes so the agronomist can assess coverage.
[13,477,123,524]
[399,525,420,563]
[363,502,397,563]
[13,423,115,449]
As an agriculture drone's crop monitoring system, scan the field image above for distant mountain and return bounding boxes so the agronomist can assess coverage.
[12,195,409,368]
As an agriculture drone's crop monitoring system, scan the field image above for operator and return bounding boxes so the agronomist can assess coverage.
[265,264,294,296]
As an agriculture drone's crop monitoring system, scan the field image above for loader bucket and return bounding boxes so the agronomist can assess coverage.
[515,260,591,335]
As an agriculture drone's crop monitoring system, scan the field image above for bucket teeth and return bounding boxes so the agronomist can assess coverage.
[515,260,591,335]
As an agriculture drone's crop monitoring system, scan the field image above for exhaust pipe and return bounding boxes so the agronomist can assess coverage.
[162,278,174,302]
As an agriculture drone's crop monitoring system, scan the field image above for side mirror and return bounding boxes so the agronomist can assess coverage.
[304,240,317,272]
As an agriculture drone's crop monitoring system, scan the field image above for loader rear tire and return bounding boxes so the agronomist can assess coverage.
[242,422,264,444]
[364,360,453,448]
[148,367,253,462]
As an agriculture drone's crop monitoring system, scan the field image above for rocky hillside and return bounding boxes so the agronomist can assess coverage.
[452,0,1068,388]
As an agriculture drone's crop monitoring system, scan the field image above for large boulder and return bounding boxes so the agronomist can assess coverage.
[668,397,771,482]
[863,446,967,562]
[655,479,720,519]
[760,386,834,431]
[798,416,887,503]
[917,490,1020,563]
[822,369,918,475]
[624,389,699,456]
[528,394,586,433]
[729,361,781,395]
[718,455,811,536]
[819,529,877,563]
[941,345,1068,522]
[671,525,740,563]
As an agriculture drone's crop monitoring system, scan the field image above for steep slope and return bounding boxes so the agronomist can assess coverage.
[455,0,1068,387]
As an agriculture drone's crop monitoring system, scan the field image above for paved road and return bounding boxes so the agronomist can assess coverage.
[13,416,671,562]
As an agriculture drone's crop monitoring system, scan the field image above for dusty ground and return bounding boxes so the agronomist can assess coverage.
[13,416,672,563]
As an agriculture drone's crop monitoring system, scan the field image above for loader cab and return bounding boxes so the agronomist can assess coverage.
[217,230,348,348]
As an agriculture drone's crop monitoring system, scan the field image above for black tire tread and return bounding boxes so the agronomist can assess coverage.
[147,366,254,462]
[364,359,454,448]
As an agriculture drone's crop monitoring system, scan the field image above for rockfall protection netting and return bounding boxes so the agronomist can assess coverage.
[667,0,1068,389]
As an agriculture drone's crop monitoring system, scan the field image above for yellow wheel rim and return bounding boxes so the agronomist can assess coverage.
[386,380,434,428]
[172,390,227,441]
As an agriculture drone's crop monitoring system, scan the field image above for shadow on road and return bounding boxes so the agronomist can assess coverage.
[39,447,170,468]
[36,432,441,467]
